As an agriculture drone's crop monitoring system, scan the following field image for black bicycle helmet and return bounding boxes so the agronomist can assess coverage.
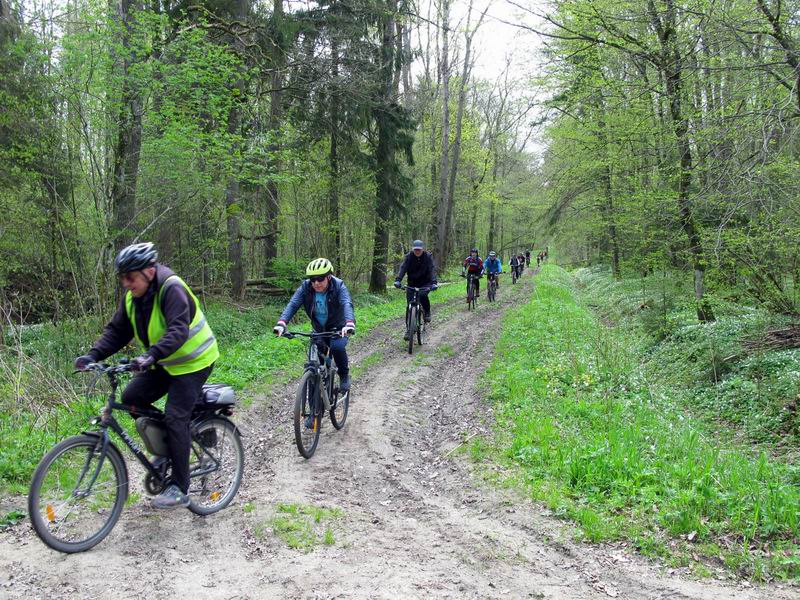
[115,242,158,274]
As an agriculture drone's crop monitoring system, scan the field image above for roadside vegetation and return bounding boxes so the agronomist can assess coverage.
[478,265,800,580]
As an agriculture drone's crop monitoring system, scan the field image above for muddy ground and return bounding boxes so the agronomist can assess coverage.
[1,269,797,599]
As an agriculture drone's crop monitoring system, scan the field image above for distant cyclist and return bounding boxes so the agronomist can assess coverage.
[525,250,531,266]
[484,251,502,289]
[462,248,484,298]
[273,258,355,393]
[509,253,521,279]
[394,239,438,339]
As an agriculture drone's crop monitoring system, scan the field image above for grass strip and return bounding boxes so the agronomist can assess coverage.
[477,264,800,580]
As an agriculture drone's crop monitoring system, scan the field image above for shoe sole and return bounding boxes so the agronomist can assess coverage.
[152,500,190,509]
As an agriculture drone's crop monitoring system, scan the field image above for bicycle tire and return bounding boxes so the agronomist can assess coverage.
[467,280,474,310]
[407,306,417,354]
[28,434,128,553]
[330,377,349,430]
[294,371,322,458]
[187,417,244,515]
[416,307,424,345]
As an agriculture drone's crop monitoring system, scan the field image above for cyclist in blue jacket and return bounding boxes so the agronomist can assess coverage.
[273,258,355,392]
[483,251,502,288]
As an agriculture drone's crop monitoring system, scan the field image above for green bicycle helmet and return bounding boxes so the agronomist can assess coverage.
[306,258,333,277]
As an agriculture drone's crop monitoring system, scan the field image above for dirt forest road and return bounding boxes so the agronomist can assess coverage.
[1,269,797,600]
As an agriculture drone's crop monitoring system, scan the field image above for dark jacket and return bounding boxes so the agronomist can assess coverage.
[278,276,355,332]
[395,251,437,288]
[89,265,194,362]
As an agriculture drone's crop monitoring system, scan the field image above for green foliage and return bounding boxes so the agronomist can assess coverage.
[479,265,800,579]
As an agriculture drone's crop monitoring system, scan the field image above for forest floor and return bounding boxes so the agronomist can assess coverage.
[1,268,797,599]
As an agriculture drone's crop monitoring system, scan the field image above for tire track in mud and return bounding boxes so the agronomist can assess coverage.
[1,270,796,599]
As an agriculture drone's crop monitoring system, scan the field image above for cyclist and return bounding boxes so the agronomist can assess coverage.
[525,250,531,266]
[484,250,502,289]
[462,248,484,298]
[509,253,521,279]
[74,242,219,510]
[273,258,355,393]
[517,252,526,274]
[394,239,438,339]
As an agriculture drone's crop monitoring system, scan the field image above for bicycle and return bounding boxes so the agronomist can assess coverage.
[511,265,519,284]
[398,285,432,354]
[281,331,349,459]
[27,361,244,554]
[486,273,499,302]
[465,273,479,310]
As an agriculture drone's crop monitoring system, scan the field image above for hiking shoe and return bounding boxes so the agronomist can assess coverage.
[152,484,190,509]
[423,313,431,323]
[339,374,351,392]
[403,331,410,341]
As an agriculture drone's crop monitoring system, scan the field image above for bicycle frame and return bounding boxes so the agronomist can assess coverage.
[286,331,341,411]
[401,285,430,326]
[83,364,223,485]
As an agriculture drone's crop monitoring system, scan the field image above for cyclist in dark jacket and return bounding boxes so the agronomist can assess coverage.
[273,258,355,392]
[394,239,438,325]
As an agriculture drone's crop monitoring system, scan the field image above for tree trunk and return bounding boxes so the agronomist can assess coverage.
[434,0,451,268]
[328,32,341,271]
[368,0,398,293]
[649,0,714,321]
[110,0,143,250]
[226,0,248,298]
[264,0,284,272]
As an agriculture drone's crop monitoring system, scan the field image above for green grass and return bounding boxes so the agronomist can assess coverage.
[257,502,344,552]
[477,264,800,580]
[573,266,800,451]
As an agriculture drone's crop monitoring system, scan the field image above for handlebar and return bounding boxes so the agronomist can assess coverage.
[398,285,434,292]
[78,361,133,375]
[282,331,343,340]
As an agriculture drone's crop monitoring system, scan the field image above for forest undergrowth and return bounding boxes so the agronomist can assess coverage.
[476,265,800,581]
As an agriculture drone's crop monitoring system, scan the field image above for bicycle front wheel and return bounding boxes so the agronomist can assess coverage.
[330,377,349,430]
[28,434,128,553]
[407,306,417,354]
[188,417,244,515]
[294,371,322,458]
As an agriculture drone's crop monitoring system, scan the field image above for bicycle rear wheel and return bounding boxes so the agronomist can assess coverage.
[407,306,417,354]
[28,434,128,553]
[294,371,322,458]
[187,417,244,515]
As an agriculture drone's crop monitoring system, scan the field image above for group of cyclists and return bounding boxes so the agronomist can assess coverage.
[73,239,543,512]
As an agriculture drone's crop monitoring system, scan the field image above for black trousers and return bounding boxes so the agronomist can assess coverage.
[406,287,431,316]
[122,364,214,494]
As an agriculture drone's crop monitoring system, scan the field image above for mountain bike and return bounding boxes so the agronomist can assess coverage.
[487,273,499,302]
[465,273,479,310]
[28,361,244,554]
[282,331,349,458]
[398,285,432,354]
[511,265,519,284]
